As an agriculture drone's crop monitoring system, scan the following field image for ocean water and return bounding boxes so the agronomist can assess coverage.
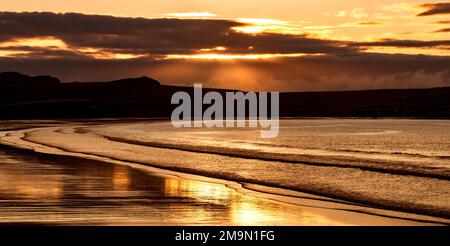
[2,119,450,219]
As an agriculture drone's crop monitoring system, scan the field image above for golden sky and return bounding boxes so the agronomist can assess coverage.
[1,0,448,45]
[0,1,449,91]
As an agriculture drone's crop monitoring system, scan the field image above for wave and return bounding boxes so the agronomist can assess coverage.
[244,141,450,160]
[98,135,450,181]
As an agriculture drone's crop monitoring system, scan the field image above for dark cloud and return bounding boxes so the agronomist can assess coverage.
[352,39,450,49]
[0,12,354,57]
[434,28,450,32]
[417,3,450,16]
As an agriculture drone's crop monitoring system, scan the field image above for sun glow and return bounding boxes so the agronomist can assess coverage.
[237,18,288,26]
[233,18,302,35]
[199,46,227,52]
[164,53,315,60]
[364,46,450,56]
[0,37,68,49]
[166,12,217,18]
[0,50,32,57]
[0,38,147,60]
[79,48,148,59]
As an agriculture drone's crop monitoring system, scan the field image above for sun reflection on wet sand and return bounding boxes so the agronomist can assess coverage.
[0,146,330,225]
[0,144,439,225]
[0,147,307,225]
[0,158,63,200]
[162,174,352,225]
[112,165,131,190]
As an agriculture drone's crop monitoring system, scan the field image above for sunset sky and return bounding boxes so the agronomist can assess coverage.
[0,0,449,91]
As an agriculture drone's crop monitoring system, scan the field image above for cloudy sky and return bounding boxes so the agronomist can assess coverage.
[0,0,449,91]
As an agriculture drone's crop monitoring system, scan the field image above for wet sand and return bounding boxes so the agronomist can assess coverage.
[0,144,446,226]
[0,120,449,225]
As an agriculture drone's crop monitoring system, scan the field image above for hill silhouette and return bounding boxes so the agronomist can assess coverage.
[0,71,449,119]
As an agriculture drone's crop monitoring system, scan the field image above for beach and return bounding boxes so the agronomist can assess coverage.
[0,119,449,225]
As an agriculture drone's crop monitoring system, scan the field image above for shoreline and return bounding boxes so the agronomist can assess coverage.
[0,139,448,226]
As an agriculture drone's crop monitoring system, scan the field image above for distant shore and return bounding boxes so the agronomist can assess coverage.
[1,72,450,119]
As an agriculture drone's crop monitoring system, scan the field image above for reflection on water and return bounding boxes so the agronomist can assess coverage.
[0,146,339,225]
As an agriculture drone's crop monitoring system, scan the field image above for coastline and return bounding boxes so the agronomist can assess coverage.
[0,128,449,225]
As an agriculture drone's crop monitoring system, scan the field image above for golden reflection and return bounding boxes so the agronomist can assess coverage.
[230,202,279,225]
[163,177,346,225]
[164,178,231,203]
[0,168,62,199]
[230,197,353,226]
[112,165,131,189]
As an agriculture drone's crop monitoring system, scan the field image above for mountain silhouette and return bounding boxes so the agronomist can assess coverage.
[108,76,160,86]
[0,72,60,88]
[0,71,449,119]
